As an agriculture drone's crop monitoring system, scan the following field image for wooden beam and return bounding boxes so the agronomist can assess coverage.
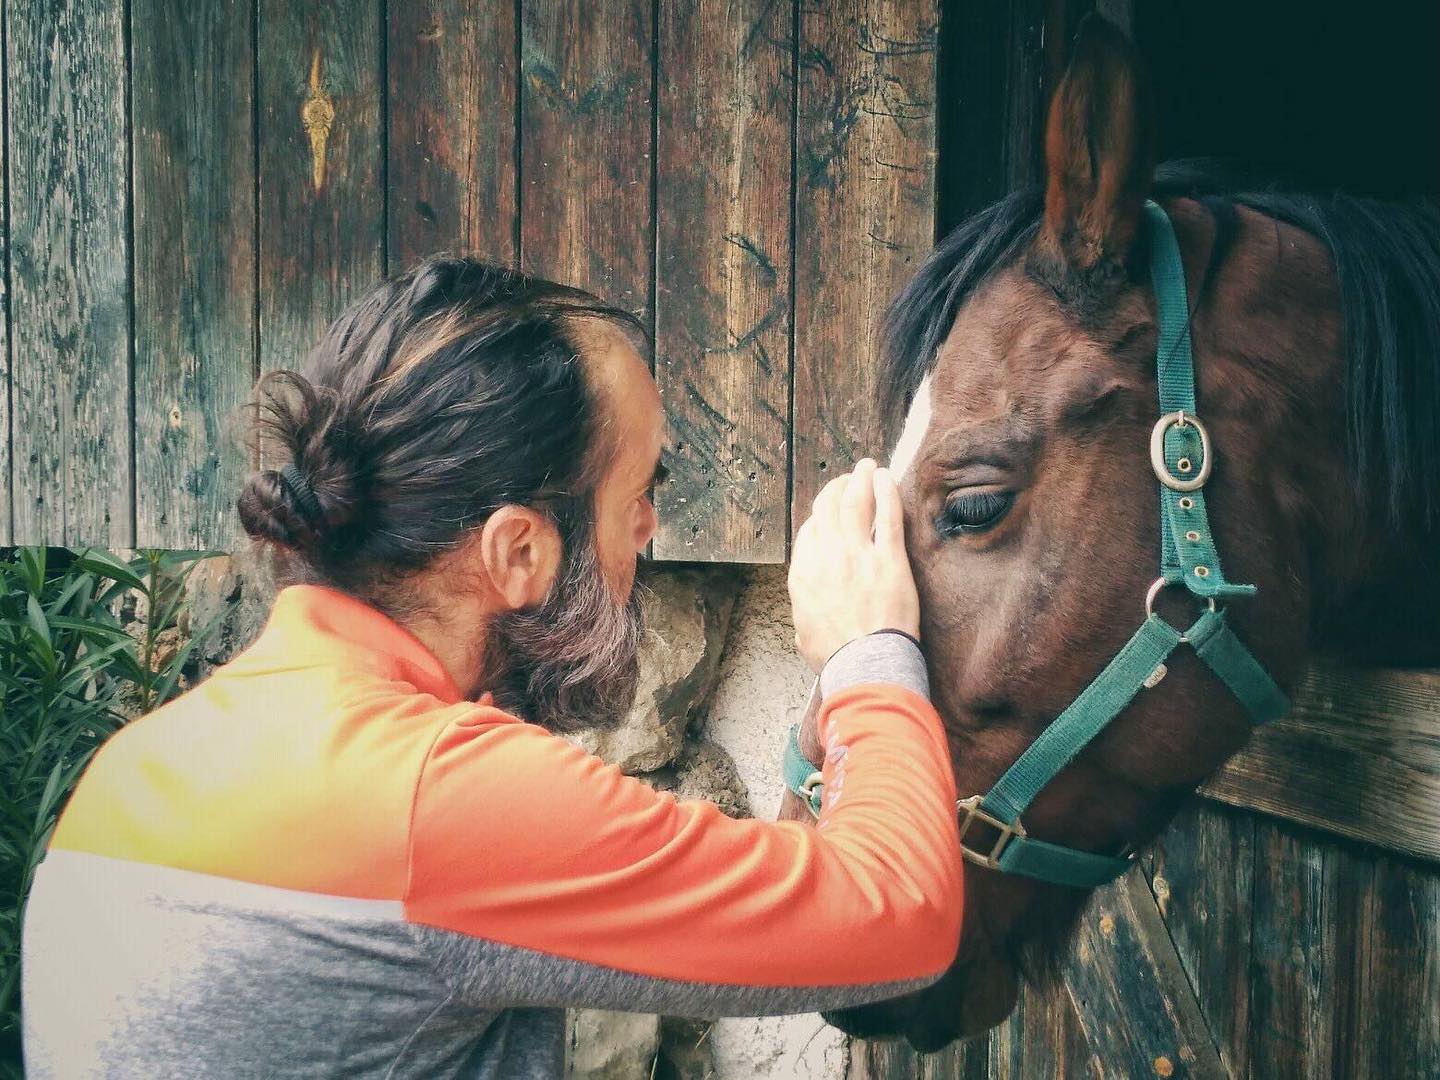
[651,0,791,563]
[132,0,256,548]
[1,0,10,547]
[1063,868,1227,1080]
[7,0,131,548]
[1201,666,1440,864]
[518,0,652,315]
[1145,801,1255,1078]
[386,0,519,272]
[1246,820,1341,1079]
[791,0,938,528]
[258,0,384,382]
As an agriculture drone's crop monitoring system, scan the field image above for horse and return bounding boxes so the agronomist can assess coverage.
[780,15,1440,1053]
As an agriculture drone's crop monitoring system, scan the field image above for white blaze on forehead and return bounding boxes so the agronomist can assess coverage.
[888,373,933,481]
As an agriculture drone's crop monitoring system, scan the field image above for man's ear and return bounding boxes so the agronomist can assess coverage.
[1033,14,1153,292]
[478,506,562,611]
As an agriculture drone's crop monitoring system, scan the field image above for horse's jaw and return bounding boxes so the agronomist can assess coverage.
[822,944,1021,1052]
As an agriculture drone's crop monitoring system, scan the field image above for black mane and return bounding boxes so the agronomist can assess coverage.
[880,161,1440,532]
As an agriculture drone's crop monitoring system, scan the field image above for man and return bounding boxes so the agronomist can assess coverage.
[23,259,962,1078]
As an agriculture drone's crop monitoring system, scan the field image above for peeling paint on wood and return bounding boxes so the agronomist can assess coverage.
[8,0,132,547]
[132,0,255,547]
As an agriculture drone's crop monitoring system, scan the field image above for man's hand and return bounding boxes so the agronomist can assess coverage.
[788,459,921,672]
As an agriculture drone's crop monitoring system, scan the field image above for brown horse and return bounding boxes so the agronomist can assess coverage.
[781,17,1440,1052]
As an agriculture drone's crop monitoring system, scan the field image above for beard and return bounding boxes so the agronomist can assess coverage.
[479,519,645,734]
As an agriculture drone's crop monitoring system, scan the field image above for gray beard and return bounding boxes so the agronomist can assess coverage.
[480,533,645,734]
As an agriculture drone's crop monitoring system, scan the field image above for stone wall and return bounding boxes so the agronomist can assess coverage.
[184,558,846,1080]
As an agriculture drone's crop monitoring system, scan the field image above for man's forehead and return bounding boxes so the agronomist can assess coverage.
[577,321,662,461]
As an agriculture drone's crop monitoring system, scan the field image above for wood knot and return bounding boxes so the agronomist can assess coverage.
[1153,1056,1174,1077]
[1098,914,1116,936]
[301,49,335,192]
[1153,874,1171,917]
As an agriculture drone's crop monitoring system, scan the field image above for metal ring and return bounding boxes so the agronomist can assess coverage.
[1150,411,1213,492]
[1145,576,1217,623]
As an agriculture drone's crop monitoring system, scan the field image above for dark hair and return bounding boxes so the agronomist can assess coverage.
[238,257,645,605]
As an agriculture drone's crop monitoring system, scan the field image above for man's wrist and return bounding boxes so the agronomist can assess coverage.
[819,630,930,701]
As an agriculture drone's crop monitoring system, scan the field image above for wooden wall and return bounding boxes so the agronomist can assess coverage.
[1,0,939,561]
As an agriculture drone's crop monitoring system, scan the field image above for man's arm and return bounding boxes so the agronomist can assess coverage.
[404,631,962,1018]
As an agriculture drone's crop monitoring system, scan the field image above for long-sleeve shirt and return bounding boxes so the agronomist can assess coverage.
[22,583,962,1078]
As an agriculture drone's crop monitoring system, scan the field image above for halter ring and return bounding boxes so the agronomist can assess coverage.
[1145,577,1216,631]
[1150,411,1213,492]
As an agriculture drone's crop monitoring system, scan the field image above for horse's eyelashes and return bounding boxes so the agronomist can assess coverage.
[937,490,1016,536]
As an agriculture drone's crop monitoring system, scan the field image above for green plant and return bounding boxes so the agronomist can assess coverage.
[0,547,221,1075]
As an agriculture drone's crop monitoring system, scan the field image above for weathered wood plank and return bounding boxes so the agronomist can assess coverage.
[1145,801,1254,1078]
[7,0,131,547]
[847,1030,991,1080]
[259,0,384,375]
[132,0,256,547]
[1063,868,1226,1080]
[1247,820,1342,1079]
[519,0,651,313]
[1340,853,1440,1079]
[651,0,791,562]
[791,0,937,527]
[1202,666,1440,863]
[987,977,1092,1079]
[1,1,11,548]
[386,0,518,272]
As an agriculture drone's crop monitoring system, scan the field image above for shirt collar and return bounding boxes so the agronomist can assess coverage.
[260,584,465,704]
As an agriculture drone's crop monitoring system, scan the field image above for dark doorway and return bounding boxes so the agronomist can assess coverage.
[1136,0,1440,198]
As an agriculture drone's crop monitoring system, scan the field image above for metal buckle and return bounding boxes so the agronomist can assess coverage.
[1149,410,1213,492]
[956,795,1026,870]
[799,771,824,817]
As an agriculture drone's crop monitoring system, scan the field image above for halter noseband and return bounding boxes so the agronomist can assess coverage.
[783,201,1290,889]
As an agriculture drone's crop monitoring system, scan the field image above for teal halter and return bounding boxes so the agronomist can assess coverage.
[784,201,1290,889]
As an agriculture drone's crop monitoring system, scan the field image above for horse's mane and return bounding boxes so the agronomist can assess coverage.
[881,160,1440,531]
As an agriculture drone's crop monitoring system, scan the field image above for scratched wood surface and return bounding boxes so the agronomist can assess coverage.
[132,0,256,548]
[257,0,385,378]
[4,0,946,559]
[651,0,792,562]
[790,0,938,522]
[386,0,519,271]
[7,0,132,548]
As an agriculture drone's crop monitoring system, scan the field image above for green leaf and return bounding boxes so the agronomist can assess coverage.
[71,550,147,592]
[24,594,49,641]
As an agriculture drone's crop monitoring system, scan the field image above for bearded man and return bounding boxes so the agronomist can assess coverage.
[22,258,963,1079]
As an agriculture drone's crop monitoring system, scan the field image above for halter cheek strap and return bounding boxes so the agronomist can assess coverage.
[781,201,1290,890]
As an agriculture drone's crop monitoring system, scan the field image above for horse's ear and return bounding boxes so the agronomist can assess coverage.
[1034,15,1153,293]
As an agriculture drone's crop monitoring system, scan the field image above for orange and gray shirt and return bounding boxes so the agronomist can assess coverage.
[22,584,962,1079]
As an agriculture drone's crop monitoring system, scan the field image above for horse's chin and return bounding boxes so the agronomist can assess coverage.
[823,949,1021,1053]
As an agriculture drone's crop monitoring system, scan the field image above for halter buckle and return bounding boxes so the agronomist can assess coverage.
[799,771,824,817]
[957,795,1027,870]
[1150,410,1213,492]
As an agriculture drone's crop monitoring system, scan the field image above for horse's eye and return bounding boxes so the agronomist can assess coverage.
[937,489,1015,536]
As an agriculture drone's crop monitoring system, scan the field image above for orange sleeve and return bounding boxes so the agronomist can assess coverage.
[404,666,963,1010]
